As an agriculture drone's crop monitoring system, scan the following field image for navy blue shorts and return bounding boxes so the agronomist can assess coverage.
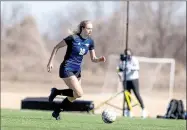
[59,63,81,78]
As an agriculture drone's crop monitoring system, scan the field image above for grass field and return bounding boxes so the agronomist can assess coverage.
[1,109,186,130]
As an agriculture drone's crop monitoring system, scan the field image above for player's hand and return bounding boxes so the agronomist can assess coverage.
[116,66,120,72]
[99,56,106,62]
[47,62,53,72]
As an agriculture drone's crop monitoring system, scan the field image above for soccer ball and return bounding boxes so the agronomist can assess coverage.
[102,109,116,124]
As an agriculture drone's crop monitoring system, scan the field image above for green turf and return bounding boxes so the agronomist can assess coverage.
[1,109,186,130]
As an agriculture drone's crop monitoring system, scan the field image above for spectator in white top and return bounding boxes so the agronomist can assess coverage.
[117,49,147,118]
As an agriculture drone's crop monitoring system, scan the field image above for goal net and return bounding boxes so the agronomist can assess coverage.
[100,54,176,117]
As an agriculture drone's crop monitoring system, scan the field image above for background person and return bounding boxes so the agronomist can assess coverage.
[117,49,147,118]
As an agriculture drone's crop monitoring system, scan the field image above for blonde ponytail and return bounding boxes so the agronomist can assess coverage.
[68,20,91,35]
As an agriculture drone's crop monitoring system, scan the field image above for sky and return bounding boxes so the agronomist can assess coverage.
[23,1,116,33]
[1,1,186,34]
[1,1,117,34]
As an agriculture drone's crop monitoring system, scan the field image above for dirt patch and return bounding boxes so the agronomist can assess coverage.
[1,81,186,118]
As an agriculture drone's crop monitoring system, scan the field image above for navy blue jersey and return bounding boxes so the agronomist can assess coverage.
[62,34,94,71]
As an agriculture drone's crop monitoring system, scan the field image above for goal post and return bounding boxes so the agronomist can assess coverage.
[102,54,176,99]
[135,56,176,99]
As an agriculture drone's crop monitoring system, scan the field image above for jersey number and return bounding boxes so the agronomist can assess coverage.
[79,48,86,55]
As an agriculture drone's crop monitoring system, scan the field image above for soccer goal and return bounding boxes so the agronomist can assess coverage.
[102,54,176,99]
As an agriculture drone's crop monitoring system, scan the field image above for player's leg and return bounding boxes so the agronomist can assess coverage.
[131,79,147,118]
[51,74,82,120]
[59,74,83,109]
[49,87,74,102]
[64,77,81,104]
[48,67,79,103]
[124,82,132,110]
[123,80,132,117]
[50,68,81,120]
[131,79,144,108]
[59,70,82,110]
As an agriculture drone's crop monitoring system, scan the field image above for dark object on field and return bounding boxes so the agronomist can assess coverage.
[21,97,94,113]
[157,99,186,120]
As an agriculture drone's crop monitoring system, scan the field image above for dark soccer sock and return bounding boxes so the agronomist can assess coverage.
[60,97,72,110]
[56,89,74,97]
[52,102,61,113]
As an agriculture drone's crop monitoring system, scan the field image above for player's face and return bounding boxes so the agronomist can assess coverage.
[83,23,93,36]
[126,50,131,56]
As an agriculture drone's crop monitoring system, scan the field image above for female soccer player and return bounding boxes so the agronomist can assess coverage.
[47,20,106,120]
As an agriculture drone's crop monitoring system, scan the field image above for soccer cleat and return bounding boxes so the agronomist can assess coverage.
[49,87,57,102]
[142,109,148,118]
[52,111,60,120]
[124,110,133,118]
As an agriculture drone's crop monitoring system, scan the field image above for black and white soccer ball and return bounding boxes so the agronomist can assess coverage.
[102,109,116,124]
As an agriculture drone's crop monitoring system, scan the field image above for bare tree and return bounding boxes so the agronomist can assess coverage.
[45,2,91,41]
[1,2,54,74]
[1,2,29,41]
[130,1,185,63]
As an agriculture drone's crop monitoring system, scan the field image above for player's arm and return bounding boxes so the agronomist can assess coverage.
[89,49,105,63]
[116,62,124,81]
[48,40,67,64]
[88,39,105,63]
